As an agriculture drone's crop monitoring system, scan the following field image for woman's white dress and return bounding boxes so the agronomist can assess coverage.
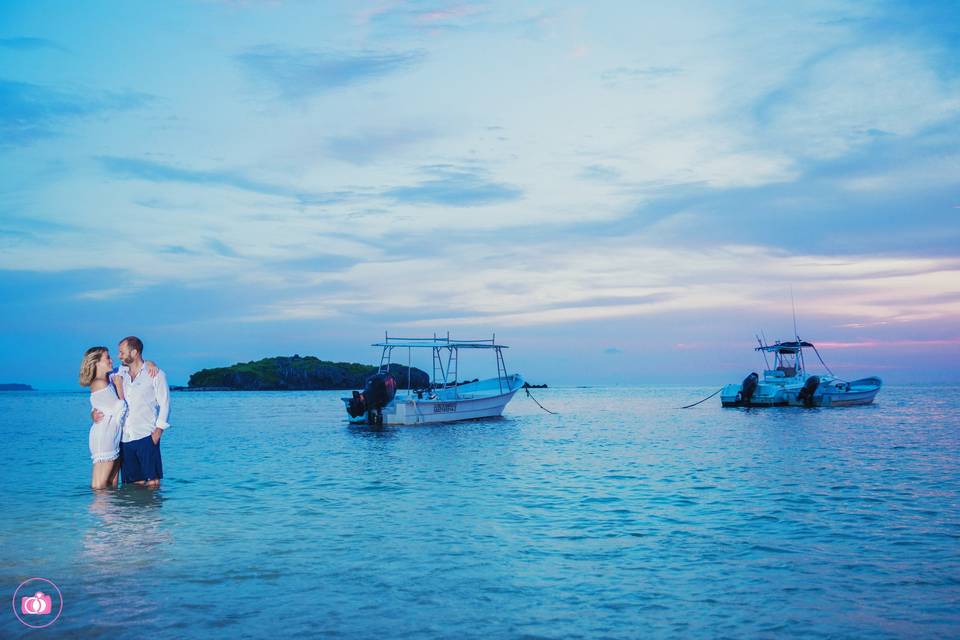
[89,381,127,464]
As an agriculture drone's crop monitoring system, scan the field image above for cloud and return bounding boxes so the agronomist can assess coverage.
[99,156,354,204]
[753,43,960,159]
[206,238,241,258]
[416,4,487,26]
[817,338,960,349]
[235,46,425,100]
[74,287,139,301]
[160,245,196,255]
[603,347,623,354]
[580,164,621,182]
[356,3,557,42]
[613,116,960,257]
[601,66,681,84]
[384,165,522,207]
[0,80,152,146]
[0,215,81,241]
[286,234,960,330]
[323,128,438,165]
[357,3,489,32]
[0,37,64,51]
[268,254,361,273]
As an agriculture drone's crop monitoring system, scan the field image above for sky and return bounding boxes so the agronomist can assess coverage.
[1,0,959,389]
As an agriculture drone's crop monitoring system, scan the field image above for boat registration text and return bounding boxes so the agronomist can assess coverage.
[433,402,457,413]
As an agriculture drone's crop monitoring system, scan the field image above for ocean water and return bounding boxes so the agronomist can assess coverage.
[1,386,958,638]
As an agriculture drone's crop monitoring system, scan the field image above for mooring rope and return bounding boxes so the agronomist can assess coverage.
[525,388,558,415]
[679,387,723,409]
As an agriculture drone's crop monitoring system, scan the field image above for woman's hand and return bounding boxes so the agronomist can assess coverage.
[145,360,159,377]
[91,408,104,423]
[112,374,125,401]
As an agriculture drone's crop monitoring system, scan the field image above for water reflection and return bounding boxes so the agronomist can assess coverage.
[347,423,398,439]
[80,487,172,623]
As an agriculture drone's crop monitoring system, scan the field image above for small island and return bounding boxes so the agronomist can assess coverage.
[0,383,34,391]
[187,355,430,391]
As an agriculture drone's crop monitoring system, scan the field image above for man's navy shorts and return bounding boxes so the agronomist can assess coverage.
[120,434,163,483]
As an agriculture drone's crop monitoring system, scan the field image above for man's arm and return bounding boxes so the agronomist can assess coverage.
[151,370,171,444]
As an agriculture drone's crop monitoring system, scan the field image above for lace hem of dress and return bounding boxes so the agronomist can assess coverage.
[91,451,120,464]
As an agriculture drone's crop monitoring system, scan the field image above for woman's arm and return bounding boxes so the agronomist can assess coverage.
[112,374,125,401]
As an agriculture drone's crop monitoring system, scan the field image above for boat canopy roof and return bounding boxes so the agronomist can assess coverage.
[372,335,509,349]
[756,340,814,353]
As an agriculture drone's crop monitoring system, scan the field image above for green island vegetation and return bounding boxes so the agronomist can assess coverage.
[186,355,429,391]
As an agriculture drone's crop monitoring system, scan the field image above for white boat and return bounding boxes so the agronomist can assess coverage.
[342,334,525,425]
[721,339,882,408]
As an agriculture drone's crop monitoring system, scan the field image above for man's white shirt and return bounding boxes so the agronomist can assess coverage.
[115,364,171,442]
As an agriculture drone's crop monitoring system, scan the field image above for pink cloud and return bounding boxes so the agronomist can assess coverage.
[415,4,484,25]
[355,2,399,26]
[817,338,960,349]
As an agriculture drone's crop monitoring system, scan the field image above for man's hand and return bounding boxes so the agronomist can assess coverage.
[92,409,104,423]
[145,360,159,377]
[151,428,163,445]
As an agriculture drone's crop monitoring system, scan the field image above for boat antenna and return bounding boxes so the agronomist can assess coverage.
[790,286,799,341]
[790,286,806,374]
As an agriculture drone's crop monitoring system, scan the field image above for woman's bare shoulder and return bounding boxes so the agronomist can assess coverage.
[89,379,108,392]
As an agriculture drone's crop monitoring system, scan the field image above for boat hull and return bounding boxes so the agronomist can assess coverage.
[721,376,882,408]
[343,374,524,425]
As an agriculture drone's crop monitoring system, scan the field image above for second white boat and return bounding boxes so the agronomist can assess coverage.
[342,334,525,425]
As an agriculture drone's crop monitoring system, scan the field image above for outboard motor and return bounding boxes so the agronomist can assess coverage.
[347,373,397,425]
[347,391,366,419]
[739,372,759,406]
[797,376,820,408]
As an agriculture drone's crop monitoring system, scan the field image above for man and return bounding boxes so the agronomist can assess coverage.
[93,336,171,487]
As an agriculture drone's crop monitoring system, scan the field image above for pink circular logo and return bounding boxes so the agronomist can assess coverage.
[11,577,63,629]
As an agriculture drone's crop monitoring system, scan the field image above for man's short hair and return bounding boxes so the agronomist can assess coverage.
[121,336,144,355]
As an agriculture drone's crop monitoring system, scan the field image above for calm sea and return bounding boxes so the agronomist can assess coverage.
[1,386,958,638]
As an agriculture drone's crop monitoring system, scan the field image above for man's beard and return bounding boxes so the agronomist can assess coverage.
[122,355,134,365]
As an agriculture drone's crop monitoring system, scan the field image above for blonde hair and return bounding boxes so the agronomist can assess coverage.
[79,346,108,387]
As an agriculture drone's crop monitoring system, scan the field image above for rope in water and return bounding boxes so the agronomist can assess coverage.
[525,388,558,415]
[679,387,723,409]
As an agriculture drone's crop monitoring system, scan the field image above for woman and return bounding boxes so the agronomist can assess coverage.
[79,347,127,490]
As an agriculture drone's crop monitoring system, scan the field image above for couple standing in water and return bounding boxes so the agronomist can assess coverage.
[78,336,171,490]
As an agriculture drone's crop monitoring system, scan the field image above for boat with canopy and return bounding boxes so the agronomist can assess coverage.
[342,333,525,425]
[720,339,882,407]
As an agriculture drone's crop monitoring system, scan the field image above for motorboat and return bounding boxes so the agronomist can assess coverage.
[342,333,525,425]
[721,339,882,408]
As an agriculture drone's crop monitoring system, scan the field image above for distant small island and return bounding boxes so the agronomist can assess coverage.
[0,383,34,391]
[187,355,431,391]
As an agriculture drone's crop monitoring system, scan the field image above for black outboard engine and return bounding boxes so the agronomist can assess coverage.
[347,373,397,425]
[739,372,759,406]
[797,376,820,408]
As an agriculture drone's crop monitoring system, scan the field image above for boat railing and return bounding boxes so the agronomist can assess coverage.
[374,332,512,398]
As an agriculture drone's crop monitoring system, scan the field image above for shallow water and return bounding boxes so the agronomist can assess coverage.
[1,386,958,638]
